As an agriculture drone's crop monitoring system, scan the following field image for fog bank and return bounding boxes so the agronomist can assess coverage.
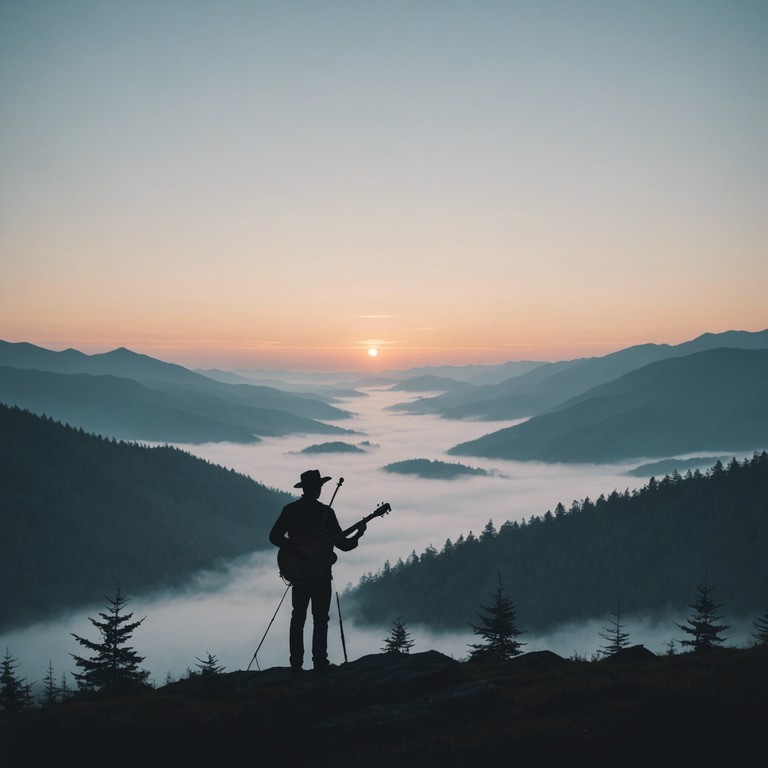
[2,387,756,690]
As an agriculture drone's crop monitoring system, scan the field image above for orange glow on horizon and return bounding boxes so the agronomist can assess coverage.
[5,324,767,373]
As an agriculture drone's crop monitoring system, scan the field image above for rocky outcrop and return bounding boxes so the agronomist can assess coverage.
[2,647,766,768]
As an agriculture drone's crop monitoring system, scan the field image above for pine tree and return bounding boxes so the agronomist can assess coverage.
[468,575,525,662]
[598,597,631,657]
[20,678,35,711]
[194,652,226,676]
[59,672,72,702]
[70,586,150,692]
[751,608,768,646]
[480,519,497,541]
[676,576,730,651]
[381,617,415,654]
[0,648,29,717]
[41,660,60,707]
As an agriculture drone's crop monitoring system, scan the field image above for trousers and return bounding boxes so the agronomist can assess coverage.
[289,576,332,669]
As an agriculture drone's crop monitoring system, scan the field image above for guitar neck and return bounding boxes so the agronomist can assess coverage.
[334,512,377,544]
[330,504,389,545]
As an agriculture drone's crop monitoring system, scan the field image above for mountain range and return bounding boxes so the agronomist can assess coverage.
[391,329,768,420]
[449,347,768,463]
[0,342,355,443]
[2,329,766,459]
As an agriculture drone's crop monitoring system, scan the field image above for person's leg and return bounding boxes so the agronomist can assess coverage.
[310,577,333,669]
[289,585,311,670]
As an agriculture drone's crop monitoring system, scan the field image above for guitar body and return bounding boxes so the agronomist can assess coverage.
[277,530,338,585]
[276,502,391,585]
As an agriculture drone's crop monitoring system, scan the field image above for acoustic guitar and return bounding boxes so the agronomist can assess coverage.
[277,503,391,585]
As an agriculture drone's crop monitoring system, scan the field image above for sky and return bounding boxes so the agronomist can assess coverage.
[1,0,766,371]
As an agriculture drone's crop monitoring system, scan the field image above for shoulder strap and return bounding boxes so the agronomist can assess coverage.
[319,502,332,531]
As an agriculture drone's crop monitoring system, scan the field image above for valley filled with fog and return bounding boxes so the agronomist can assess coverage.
[1,385,757,688]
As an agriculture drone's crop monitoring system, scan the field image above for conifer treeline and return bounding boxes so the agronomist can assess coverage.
[348,453,768,631]
[0,404,294,631]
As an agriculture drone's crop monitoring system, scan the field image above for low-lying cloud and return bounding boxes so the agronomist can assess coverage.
[1,387,757,690]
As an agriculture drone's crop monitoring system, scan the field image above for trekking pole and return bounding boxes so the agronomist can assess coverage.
[328,476,344,506]
[247,583,290,671]
[336,591,348,664]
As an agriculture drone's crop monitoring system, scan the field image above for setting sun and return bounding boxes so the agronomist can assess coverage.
[368,348,378,357]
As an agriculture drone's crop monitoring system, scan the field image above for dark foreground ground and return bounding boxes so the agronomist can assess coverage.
[1,645,766,768]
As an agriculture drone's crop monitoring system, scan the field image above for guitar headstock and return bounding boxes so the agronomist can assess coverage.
[372,502,391,518]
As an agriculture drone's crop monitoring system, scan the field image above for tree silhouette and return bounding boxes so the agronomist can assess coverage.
[468,575,525,662]
[676,576,730,651]
[1,648,30,717]
[70,587,150,692]
[194,652,226,676]
[751,608,768,646]
[598,597,631,657]
[381,617,415,654]
[41,660,60,707]
[480,519,497,541]
[59,672,73,702]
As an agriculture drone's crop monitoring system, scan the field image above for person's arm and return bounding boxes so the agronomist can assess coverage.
[335,521,366,551]
[269,513,290,548]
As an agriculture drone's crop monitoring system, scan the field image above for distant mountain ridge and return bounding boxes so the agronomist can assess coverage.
[0,341,354,443]
[388,375,476,393]
[196,368,367,398]
[383,359,546,385]
[449,348,768,463]
[4,330,765,453]
[393,329,768,420]
[0,404,295,631]
[0,342,205,386]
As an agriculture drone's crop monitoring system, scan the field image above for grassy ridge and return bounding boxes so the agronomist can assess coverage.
[1,647,765,767]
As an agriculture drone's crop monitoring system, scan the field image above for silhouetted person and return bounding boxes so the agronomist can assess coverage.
[269,469,365,674]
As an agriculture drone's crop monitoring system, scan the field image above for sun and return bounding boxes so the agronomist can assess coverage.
[368,347,378,357]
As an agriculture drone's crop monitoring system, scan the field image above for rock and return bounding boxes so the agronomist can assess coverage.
[602,644,657,663]
[311,650,465,707]
[507,650,571,671]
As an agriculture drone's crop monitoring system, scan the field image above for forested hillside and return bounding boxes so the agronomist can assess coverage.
[0,404,294,631]
[449,347,768,462]
[347,453,768,631]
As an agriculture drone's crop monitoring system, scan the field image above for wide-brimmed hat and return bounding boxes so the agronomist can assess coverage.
[294,469,332,489]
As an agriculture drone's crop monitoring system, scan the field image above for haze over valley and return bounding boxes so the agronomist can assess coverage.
[1,329,766,690]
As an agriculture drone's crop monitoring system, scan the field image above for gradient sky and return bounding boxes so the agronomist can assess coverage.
[1,1,766,370]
